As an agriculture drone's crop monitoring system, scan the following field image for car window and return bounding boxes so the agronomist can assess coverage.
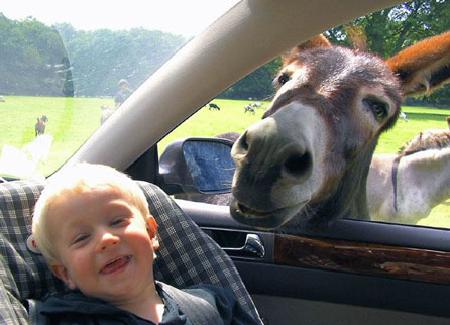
[0,0,240,180]
[159,0,450,229]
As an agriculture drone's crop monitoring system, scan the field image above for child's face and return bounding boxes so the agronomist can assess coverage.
[48,186,158,304]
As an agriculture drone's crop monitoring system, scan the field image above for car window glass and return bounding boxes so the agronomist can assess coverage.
[159,1,450,230]
[0,0,240,180]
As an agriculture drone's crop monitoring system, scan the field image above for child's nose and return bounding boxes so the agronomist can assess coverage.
[97,233,119,251]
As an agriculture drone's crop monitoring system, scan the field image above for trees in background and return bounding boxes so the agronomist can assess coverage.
[225,0,449,102]
[0,15,185,97]
[0,14,68,96]
[0,0,448,103]
[326,0,450,105]
[55,23,185,97]
[220,58,281,100]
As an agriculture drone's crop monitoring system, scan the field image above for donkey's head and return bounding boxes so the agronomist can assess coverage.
[230,32,450,230]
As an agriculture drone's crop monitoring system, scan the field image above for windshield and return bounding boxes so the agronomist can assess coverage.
[0,0,239,180]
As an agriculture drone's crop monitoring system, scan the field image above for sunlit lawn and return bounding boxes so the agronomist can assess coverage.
[1,96,448,227]
[0,96,112,175]
[376,106,450,154]
[157,99,267,150]
[418,199,450,229]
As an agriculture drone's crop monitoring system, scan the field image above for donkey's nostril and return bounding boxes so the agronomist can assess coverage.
[284,151,312,179]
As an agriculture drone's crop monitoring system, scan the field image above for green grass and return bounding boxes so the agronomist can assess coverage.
[158,99,267,150]
[0,96,113,175]
[418,199,450,229]
[376,106,450,154]
[1,96,448,227]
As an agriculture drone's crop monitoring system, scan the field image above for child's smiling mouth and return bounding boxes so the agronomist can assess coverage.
[100,255,131,275]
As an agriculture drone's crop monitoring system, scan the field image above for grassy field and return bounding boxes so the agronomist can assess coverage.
[157,99,268,150]
[0,96,111,175]
[1,96,449,227]
[376,106,450,154]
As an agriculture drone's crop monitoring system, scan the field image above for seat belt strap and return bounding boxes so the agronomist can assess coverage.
[158,282,222,325]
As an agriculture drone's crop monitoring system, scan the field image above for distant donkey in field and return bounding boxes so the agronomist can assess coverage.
[34,115,48,136]
[368,128,450,225]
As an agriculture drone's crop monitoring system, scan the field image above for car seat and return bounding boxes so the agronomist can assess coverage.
[0,180,261,324]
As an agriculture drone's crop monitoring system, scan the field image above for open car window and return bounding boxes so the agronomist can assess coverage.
[158,0,450,230]
[0,0,239,180]
[1,0,448,228]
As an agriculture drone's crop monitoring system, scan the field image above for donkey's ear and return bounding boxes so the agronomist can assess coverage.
[282,34,332,65]
[386,31,450,97]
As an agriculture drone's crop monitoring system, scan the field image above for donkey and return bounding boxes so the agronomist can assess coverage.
[34,115,48,136]
[175,128,449,224]
[229,32,450,231]
[368,128,450,225]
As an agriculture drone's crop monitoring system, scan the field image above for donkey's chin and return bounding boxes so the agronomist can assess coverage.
[230,199,307,229]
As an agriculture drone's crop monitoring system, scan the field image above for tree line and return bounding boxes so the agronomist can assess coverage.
[0,14,185,97]
[325,0,449,105]
[0,0,448,104]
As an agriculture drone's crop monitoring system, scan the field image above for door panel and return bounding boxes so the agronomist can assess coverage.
[176,199,450,323]
[252,295,450,325]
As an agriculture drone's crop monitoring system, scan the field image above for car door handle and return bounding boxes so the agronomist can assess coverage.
[223,233,265,258]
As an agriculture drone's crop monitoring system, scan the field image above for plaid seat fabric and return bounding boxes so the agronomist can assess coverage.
[0,180,261,324]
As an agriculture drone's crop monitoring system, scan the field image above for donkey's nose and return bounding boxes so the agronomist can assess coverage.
[232,117,312,183]
[282,148,312,181]
[231,118,277,163]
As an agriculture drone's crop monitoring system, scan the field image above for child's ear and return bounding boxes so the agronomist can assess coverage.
[50,263,77,290]
[146,216,158,239]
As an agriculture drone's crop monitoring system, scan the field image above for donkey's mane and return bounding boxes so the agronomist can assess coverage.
[399,129,450,156]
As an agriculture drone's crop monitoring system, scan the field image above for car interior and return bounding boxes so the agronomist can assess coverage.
[1,0,450,324]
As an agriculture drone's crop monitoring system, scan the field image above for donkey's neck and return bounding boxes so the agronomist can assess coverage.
[398,148,450,216]
[319,152,372,220]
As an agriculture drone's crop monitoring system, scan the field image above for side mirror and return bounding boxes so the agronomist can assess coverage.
[158,137,235,195]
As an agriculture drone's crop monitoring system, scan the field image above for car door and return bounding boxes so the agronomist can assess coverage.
[149,131,450,325]
[173,198,450,325]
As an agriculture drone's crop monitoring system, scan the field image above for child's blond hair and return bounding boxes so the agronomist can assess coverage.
[32,163,153,263]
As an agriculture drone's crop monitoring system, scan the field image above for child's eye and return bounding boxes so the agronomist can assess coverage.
[111,217,128,226]
[72,234,89,246]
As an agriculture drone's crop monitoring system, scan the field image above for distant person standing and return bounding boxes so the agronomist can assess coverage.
[114,79,132,107]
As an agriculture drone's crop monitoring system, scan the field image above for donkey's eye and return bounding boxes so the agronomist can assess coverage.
[363,97,388,121]
[277,72,291,86]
